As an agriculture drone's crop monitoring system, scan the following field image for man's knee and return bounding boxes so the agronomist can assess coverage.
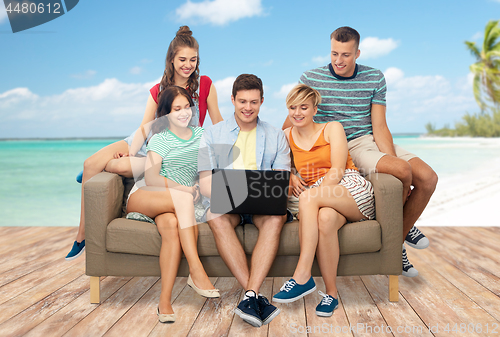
[415,167,438,194]
[207,213,237,233]
[256,215,285,235]
[390,160,412,186]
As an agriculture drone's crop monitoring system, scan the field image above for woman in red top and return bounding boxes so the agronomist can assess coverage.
[65,26,223,261]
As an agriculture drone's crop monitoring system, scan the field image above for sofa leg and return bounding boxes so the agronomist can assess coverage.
[389,275,399,302]
[90,276,100,304]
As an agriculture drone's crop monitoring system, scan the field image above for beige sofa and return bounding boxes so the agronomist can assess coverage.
[85,172,403,304]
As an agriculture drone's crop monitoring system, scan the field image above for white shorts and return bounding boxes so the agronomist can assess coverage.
[348,134,417,176]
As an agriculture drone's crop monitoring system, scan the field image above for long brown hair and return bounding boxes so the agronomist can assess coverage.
[158,26,200,101]
[152,86,195,135]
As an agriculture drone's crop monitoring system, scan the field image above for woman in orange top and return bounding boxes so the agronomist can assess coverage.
[272,84,375,317]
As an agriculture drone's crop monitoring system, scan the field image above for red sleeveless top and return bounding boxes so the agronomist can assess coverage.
[149,75,212,126]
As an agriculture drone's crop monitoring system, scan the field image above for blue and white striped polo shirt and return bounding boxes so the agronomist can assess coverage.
[300,64,387,141]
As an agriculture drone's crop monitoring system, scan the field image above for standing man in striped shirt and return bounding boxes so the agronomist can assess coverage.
[283,26,438,277]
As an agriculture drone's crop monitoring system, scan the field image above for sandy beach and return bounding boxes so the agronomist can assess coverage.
[416,144,500,227]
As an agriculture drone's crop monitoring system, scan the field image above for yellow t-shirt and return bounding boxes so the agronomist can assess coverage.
[233,127,257,170]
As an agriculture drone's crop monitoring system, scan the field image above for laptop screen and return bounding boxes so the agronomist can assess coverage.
[210,169,290,215]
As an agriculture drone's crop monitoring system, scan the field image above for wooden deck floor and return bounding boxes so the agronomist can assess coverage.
[1,226,500,336]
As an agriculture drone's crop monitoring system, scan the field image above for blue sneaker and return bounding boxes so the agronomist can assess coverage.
[315,291,338,317]
[257,294,280,325]
[234,291,262,327]
[272,277,316,303]
[405,226,429,249]
[65,240,85,261]
[76,170,83,183]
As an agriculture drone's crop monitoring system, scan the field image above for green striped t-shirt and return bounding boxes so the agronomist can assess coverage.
[146,126,204,186]
[300,64,386,141]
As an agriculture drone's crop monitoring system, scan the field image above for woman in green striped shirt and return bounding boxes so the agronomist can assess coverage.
[127,86,219,323]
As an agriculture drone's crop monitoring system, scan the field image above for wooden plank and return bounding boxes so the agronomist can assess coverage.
[305,277,353,337]
[228,277,272,337]
[148,277,214,337]
[412,246,500,323]
[0,226,32,236]
[64,277,158,336]
[337,276,391,336]
[103,277,186,337]
[0,226,74,255]
[23,276,131,337]
[0,260,85,325]
[0,227,77,275]
[445,227,500,265]
[399,270,473,336]
[405,257,495,336]
[268,277,307,337]
[0,252,82,306]
[0,273,90,337]
[0,243,82,289]
[187,277,242,337]
[422,228,500,296]
[361,275,432,337]
[452,227,500,254]
[0,226,47,250]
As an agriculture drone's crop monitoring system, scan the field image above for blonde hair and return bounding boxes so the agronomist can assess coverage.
[286,84,322,108]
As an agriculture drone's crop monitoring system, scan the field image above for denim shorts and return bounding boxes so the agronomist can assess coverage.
[238,209,294,226]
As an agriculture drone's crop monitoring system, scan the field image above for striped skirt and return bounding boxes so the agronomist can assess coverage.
[288,169,375,220]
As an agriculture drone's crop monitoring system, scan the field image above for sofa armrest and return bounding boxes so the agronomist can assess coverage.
[85,172,124,276]
[365,173,403,274]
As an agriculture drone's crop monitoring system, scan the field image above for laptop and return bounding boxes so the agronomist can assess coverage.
[210,169,290,215]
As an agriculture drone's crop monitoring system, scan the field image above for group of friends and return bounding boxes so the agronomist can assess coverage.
[64,25,438,326]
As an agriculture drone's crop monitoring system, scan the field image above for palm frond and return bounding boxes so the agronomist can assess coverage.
[465,41,481,58]
[483,20,499,52]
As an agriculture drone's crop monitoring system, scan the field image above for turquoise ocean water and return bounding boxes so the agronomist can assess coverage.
[1,136,499,227]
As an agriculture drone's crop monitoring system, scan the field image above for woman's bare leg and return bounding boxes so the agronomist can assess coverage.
[76,140,129,242]
[127,188,214,290]
[315,208,346,298]
[156,213,182,315]
[292,185,364,284]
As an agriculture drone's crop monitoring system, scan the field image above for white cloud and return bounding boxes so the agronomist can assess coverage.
[70,70,96,80]
[383,67,477,131]
[130,66,142,75]
[0,78,158,138]
[211,76,237,121]
[274,82,297,98]
[384,67,405,86]
[358,37,399,60]
[0,4,7,24]
[471,31,482,41]
[175,0,264,26]
[213,76,236,103]
[312,55,330,65]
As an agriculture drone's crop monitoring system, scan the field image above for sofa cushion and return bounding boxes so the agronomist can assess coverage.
[106,218,244,257]
[243,219,381,256]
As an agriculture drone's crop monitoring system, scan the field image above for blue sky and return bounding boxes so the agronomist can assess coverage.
[1,0,499,138]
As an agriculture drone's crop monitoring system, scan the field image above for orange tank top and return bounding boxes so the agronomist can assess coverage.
[289,125,358,186]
